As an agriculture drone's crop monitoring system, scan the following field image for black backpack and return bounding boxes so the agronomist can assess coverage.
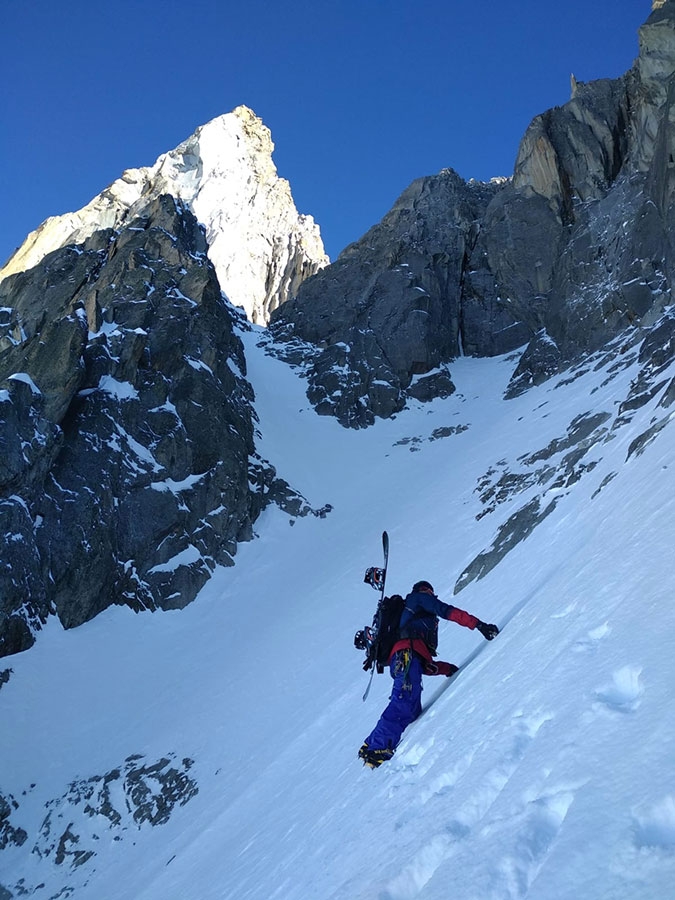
[357,594,405,674]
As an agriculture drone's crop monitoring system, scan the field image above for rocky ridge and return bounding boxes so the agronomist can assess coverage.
[1,751,198,897]
[375,304,675,597]
[272,1,675,426]
[2,3,675,659]
[0,106,328,325]
[271,172,509,427]
[0,195,325,657]
[455,308,675,592]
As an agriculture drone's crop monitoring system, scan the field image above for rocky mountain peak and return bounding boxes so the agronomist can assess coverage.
[271,1,675,425]
[3,2,675,660]
[0,107,328,324]
[0,191,328,657]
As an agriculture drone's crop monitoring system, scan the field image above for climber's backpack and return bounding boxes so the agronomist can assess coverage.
[357,593,405,674]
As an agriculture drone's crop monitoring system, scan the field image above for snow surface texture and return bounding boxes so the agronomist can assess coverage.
[2,318,675,899]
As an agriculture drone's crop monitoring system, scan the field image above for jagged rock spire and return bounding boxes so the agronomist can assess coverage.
[1,107,328,324]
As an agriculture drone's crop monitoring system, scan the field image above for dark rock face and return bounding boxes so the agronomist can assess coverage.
[454,496,559,594]
[1,753,197,896]
[452,311,675,590]
[460,3,675,386]
[0,793,27,851]
[0,196,317,657]
[33,753,198,860]
[2,3,675,655]
[271,172,515,427]
[273,2,675,422]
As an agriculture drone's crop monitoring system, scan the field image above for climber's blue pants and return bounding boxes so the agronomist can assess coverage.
[363,650,423,751]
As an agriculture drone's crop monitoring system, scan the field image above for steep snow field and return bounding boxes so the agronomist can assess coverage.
[2,322,675,899]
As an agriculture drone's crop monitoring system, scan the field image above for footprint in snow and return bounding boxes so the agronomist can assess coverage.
[385,777,571,900]
[505,709,555,761]
[396,736,435,769]
[489,786,576,898]
[633,795,675,851]
[594,665,644,713]
[437,710,554,835]
[391,750,477,831]
[550,601,577,619]
[415,751,476,806]
[380,827,466,900]
[384,713,557,898]
[571,621,611,653]
[388,738,439,802]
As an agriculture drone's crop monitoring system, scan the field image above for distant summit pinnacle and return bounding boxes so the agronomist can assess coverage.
[1,107,328,324]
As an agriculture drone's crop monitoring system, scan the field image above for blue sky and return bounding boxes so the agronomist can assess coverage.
[1,1,649,264]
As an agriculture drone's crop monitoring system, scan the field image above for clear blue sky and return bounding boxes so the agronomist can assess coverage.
[1,1,649,264]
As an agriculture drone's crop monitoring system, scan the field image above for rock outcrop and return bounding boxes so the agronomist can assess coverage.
[3,3,675,657]
[273,1,675,423]
[501,2,675,389]
[0,106,328,325]
[271,172,516,427]
[0,196,321,657]
[2,751,197,898]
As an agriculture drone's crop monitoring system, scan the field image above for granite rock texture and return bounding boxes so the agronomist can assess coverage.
[273,2,675,420]
[0,196,320,657]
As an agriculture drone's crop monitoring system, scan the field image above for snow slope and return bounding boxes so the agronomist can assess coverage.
[2,318,675,900]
